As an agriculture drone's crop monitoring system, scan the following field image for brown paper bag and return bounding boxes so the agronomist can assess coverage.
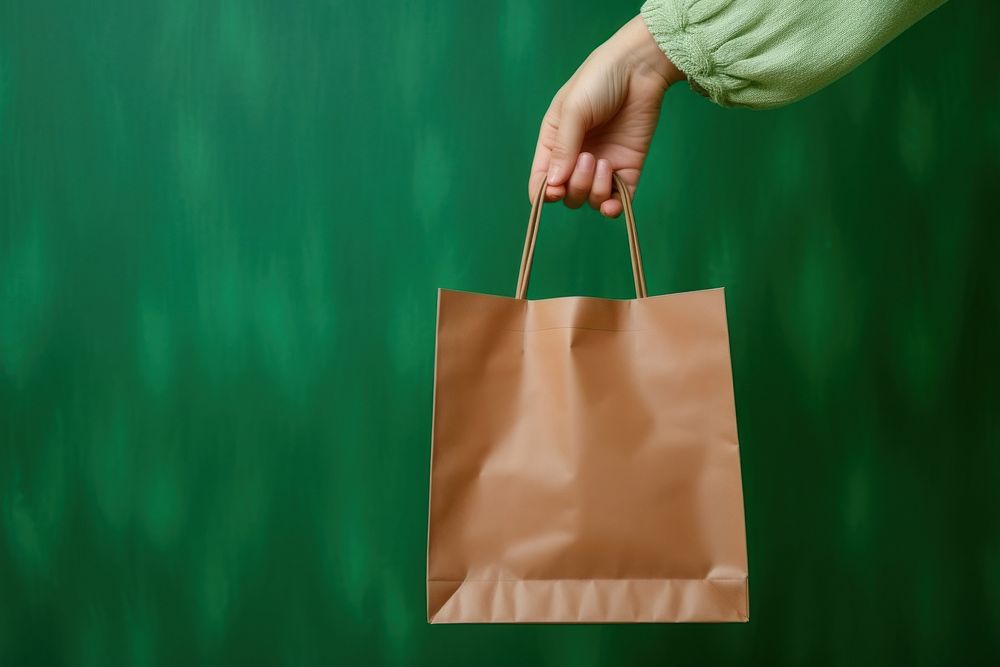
[427,174,748,623]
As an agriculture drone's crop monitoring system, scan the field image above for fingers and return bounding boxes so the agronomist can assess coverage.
[589,159,612,212]
[531,151,624,217]
[528,170,565,204]
[530,125,564,203]
[601,170,640,219]
[528,89,636,217]
[600,198,623,218]
[528,91,572,203]
[546,97,588,188]
[564,153,596,209]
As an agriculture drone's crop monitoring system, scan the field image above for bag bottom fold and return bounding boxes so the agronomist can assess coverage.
[427,577,749,623]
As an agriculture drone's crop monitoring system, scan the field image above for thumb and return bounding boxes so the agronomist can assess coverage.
[546,97,588,187]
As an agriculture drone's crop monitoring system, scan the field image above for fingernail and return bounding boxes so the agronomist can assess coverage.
[547,164,563,185]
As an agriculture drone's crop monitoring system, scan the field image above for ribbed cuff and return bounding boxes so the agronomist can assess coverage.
[640,0,725,106]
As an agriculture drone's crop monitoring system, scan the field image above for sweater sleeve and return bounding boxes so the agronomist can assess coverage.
[640,0,947,109]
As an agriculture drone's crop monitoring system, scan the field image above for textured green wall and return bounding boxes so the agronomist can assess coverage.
[1,1,998,664]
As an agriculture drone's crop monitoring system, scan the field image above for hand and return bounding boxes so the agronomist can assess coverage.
[529,15,684,217]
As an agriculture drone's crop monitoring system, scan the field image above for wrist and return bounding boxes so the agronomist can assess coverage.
[622,15,685,89]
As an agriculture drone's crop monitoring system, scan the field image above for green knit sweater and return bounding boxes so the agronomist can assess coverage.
[641,0,947,108]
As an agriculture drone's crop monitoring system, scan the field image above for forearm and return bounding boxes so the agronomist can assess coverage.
[641,0,948,108]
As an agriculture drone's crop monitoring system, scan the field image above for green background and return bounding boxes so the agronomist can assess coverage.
[2,1,998,664]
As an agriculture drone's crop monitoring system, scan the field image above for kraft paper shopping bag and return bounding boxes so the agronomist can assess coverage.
[427,174,748,623]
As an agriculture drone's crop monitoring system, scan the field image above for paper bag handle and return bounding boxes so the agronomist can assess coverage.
[515,172,647,300]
